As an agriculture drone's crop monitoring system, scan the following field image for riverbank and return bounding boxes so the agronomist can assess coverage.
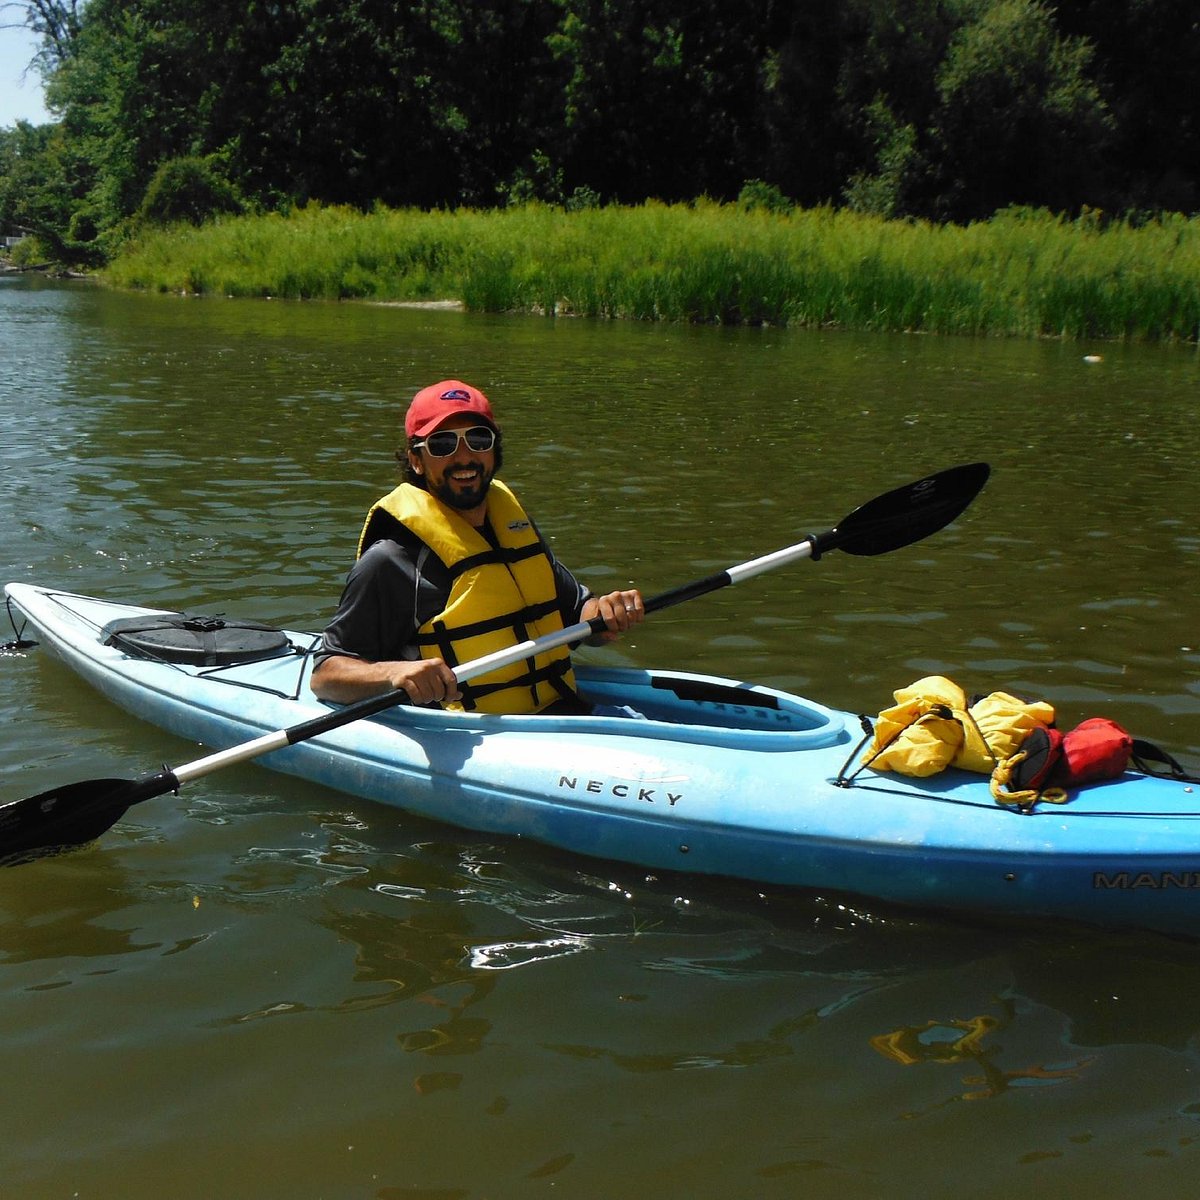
[104,201,1200,341]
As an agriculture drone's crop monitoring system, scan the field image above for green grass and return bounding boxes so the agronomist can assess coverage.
[104,201,1200,341]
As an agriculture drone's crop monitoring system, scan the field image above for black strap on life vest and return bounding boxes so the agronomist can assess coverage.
[459,654,578,711]
[444,541,545,581]
[414,598,562,650]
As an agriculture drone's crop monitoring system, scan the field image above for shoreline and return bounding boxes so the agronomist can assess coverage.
[89,201,1200,344]
[363,298,465,311]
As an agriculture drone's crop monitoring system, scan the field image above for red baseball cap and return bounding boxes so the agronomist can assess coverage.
[405,380,497,439]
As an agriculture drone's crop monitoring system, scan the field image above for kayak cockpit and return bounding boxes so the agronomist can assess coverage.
[367,665,849,751]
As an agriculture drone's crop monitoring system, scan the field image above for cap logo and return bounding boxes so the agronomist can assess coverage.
[440,388,473,402]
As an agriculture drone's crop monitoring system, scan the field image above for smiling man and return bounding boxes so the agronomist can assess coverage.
[311,380,643,714]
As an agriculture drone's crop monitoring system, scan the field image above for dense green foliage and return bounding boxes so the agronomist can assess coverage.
[136,157,242,227]
[2,0,1198,268]
[106,202,1200,341]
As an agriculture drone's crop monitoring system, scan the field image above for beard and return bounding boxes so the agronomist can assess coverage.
[430,462,493,511]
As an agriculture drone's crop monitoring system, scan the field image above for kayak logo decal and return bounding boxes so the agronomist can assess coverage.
[558,773,686,807]
[1093,870,1200,890]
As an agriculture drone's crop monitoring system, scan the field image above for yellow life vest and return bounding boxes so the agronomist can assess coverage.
[865,675,1056,778]
[359,480,577,715]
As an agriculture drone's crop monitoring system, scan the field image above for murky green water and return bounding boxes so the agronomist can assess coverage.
[2,275,1200,1198]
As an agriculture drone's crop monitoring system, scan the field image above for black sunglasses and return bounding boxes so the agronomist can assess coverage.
[416,426,497,457]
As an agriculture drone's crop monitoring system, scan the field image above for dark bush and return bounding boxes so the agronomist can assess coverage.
[138,157,243,227]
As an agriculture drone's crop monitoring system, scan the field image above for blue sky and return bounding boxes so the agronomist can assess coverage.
[0,20,51,126]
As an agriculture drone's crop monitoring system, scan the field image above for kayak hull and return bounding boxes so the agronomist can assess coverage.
[6,582,1200,936]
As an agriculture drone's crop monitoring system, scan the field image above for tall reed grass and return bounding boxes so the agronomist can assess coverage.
[105,201,1200,341]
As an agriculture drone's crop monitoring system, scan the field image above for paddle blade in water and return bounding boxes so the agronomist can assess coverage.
[0,770,179,862]
[821,462,990,557]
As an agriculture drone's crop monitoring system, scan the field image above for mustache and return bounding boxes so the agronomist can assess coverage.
[432,463,493,510]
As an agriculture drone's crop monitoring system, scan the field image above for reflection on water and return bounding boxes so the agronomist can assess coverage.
[0,854,169,968]
[872,1011,1094,1105]
[2,276,1200,1197]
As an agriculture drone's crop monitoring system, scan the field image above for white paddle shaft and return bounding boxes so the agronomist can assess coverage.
[726,539,816,584]
[171,617,598,785]
[173,544,825,784]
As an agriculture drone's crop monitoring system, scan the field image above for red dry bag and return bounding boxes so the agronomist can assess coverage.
[1054,717,1133,786]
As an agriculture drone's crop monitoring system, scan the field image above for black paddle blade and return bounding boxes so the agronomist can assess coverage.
[0,770,178,863]
[818,462,990,558]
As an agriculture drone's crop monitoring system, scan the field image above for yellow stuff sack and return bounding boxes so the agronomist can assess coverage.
[867,676,966,777]
[954,691,1056,774]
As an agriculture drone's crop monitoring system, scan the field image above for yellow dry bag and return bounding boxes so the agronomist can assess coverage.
[865,676,966,777]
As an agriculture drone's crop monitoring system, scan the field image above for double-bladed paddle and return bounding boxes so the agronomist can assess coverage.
[0,461,989,861]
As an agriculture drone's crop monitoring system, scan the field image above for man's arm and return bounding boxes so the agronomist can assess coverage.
[310,539,461,705]
[311,653,460,705]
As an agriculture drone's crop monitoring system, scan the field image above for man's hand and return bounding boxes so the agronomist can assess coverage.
[583,589,645,643]
[311,655,462,706]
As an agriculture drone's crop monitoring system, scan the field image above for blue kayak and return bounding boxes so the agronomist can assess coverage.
[5,582,1199,937]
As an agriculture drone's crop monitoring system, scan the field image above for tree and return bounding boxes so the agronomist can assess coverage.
[1055,0,1200,212]
[757,0,846,206]
[0,120,100,261]
[829,0,970,216]
[5,0,1194,261]
[931,0,1112,218]
[548,0,783,203]
[1,0,82,67]
[137,155,242,226]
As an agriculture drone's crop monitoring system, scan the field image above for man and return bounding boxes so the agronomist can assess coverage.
[311,379,644,713]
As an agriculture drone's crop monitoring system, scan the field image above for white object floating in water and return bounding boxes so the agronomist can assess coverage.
[1083,354,1103,363]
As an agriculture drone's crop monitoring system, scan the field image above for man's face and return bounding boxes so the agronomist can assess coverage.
[410,416,497,517]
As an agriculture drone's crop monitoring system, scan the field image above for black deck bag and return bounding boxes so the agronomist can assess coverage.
[101,613,292,666]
